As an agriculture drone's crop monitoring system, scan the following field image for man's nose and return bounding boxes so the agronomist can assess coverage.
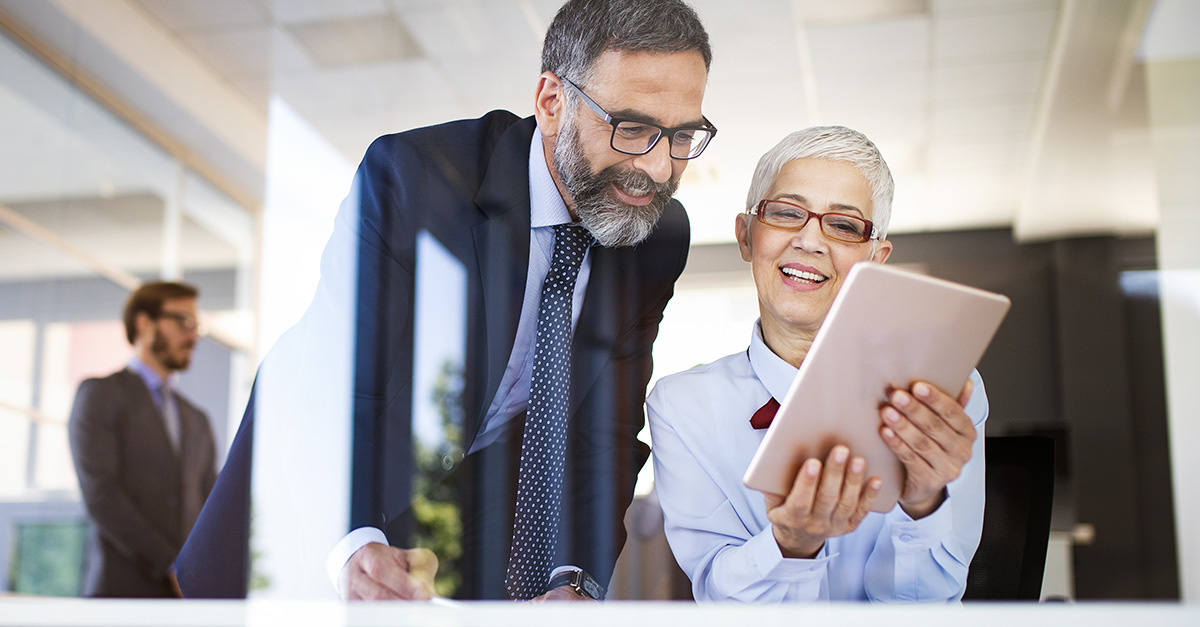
[632,137,674,184]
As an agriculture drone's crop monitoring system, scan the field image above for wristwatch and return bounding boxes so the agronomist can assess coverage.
[547,568,606,600]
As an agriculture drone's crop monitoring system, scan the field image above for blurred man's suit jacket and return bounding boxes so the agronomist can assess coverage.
[69,368,217,597]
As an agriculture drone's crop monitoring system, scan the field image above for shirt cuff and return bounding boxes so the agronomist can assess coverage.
[549,565,584,580]
[326,526,389,596]
[887,496,954,552]
[746,526,833,582]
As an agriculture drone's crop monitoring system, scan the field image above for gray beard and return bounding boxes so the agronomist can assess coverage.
[553,117,678,248]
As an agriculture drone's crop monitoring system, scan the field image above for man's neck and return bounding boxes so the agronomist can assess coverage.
[134,348,173,381]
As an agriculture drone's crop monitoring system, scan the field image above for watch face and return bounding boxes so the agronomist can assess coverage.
[575,570,604,600]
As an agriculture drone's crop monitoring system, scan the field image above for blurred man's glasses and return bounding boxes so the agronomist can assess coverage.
[157,312,201,333]
[750,199,878,243]
[559,76,717,160]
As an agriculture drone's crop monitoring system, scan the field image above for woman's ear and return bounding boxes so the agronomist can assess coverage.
[872,238,893,264]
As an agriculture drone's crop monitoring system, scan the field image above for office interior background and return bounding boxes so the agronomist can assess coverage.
[0,0,1196,604]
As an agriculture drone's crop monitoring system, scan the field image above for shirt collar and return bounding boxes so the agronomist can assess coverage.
[528,126,574,228]
[747,319,798,402]
[128,355,175,393]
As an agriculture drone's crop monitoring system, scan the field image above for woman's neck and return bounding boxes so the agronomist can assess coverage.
[759,317,819,369]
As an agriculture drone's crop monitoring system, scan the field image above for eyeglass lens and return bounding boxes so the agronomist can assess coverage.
[757,201,871,242]
[612,121,713,159]
[160,313,199,332]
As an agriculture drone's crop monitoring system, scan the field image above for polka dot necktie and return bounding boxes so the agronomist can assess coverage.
[505,223,593,600]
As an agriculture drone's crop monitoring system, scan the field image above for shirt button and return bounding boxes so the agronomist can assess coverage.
[899,533,914,542]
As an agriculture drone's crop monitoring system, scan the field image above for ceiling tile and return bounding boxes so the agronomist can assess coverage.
[928,135,1024,175]
[401,1,541,61]
[934,59,1043,101]
[932,99,1034,138]
[808,15,931,74]
[227,75,272,110]
[934,8,1057,59]
[260,0,389,25]
[286,14,423,67]
[793,0,928,26]
[818,67,930,110]
[134,0,267,33]
[182,25,310,79]
[931,0,1059,16]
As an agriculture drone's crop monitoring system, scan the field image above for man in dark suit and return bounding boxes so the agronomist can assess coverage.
[178,0,714,601]
[68,281,217,598]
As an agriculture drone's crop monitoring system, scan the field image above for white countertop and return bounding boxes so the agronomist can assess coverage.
[0,599,1197,627]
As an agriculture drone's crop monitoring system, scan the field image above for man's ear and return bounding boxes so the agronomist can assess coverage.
[533,72,567,141]
[872,238,893,264]
[134,311,154,345]
[735,214,753,262]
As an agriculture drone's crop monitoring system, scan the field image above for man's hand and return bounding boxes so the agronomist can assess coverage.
[764,445,882,558]
[532,585,597,602]
[338,543,438,601]
[879,379,977,519]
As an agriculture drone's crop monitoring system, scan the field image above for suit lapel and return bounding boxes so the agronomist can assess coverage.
[471,117,536,432]
[569,245,622,418]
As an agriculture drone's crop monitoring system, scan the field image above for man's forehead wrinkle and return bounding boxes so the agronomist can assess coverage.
[603,105,706,129]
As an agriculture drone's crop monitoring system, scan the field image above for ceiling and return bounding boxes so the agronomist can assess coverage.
[0,0,1180,254]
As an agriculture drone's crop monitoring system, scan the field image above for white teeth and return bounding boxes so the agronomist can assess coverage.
[781,267,826,282]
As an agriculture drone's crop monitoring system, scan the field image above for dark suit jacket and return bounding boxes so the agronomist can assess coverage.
[68,367,217,597]
[178,111,689,599]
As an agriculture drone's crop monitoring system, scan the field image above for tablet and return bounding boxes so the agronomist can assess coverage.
[742,262,1011,513]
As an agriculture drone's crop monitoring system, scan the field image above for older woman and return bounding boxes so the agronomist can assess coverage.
[647,126,986,603]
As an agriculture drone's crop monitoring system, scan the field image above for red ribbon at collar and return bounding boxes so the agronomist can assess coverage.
[750,397,779,430]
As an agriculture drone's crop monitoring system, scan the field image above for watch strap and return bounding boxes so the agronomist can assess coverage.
[547,568,606,600]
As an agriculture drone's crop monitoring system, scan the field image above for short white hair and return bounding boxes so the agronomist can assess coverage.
[745,126,894,239]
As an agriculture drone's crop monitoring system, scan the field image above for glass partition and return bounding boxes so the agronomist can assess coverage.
[0,26,256,596]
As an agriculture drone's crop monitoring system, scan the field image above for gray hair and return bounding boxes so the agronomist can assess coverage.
[542,0,712,87]
[745,126,895,239]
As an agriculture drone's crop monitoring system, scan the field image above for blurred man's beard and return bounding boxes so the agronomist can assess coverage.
[152,334,193,371]
[553,115,679,248]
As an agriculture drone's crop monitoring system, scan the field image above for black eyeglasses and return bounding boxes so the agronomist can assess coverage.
[157,312,200,333]
[559,76,717,160]
[750,199,878,244]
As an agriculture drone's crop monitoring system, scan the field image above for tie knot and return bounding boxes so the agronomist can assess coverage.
[553,222,593,250]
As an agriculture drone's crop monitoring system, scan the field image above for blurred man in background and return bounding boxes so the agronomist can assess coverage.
[69,281,217,598]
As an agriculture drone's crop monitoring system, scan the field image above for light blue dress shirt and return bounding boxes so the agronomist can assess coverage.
[128,356,181,452]
[646,321,987,603]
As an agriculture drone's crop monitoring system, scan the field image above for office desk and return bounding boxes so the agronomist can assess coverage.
[0,599,1197,627]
